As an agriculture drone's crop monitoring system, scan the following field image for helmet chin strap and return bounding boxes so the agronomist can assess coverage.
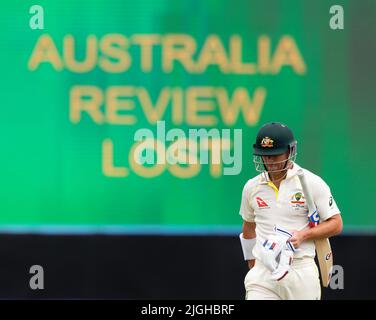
[265,150,293,183]
[266,166,289,183]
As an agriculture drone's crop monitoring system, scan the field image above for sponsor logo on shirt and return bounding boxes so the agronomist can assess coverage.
[291,192,305,204]
[290,192,306,209]
[256,197,269,208]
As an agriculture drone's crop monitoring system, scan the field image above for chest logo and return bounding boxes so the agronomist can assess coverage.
[256,197,269,208]
[291,192,305,204]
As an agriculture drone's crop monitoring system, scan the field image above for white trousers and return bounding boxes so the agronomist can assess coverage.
[244,257,321,300]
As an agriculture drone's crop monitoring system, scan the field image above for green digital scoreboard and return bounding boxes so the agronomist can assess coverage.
[0,0,374,232]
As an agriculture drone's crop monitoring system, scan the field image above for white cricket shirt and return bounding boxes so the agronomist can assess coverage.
[239,163,341,259]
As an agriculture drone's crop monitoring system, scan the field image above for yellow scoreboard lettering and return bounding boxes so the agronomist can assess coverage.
[28,32,306,180]
[69,85,266,126]
[28,33,306,75]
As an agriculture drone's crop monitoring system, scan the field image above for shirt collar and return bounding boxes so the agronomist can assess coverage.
[286,162,301,179]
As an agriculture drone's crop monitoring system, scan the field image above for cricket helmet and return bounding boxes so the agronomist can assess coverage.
[253,122,297,173]
[253,122,297,155]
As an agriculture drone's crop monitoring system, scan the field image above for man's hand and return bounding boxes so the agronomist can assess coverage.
[247,259,255,270]
[289,214,343,248]
[288,230,306,249]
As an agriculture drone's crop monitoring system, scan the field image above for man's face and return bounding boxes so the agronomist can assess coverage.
[262,151,289,172]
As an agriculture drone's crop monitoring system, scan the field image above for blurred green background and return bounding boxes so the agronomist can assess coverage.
[0,0,374,232]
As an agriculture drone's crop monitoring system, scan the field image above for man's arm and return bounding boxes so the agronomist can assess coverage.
[289,214,343,248]
[242,220,256,269]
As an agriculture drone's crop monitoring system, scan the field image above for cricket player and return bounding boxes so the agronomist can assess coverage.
[239,122,343,300]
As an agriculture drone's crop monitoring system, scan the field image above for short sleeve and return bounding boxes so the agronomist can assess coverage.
[312,177,341,222]
[239,182,255,222]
